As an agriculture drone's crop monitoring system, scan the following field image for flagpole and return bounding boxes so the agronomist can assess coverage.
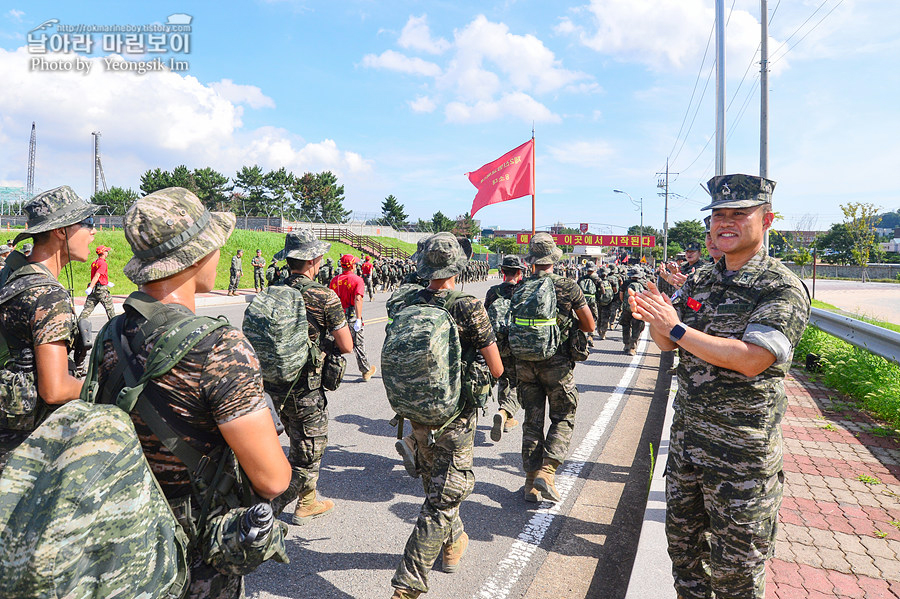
[531,124,536,235]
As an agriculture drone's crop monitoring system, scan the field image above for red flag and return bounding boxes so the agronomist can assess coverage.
[466,139,534,217]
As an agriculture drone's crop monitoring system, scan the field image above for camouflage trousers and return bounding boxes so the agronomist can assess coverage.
[79,284,115,321]
[253,269,265,291]
[585,299,598,332]
[270,388,328,516]
[0,428,30,475]
[392,409,476,594]
[364,275,375,300]
[497,353,520,416]
[597,303,615,336]
[228,271,241,293]
[620,310,645,349]
[347,316,372,374]
[517,355,578,473]
[666,452,783,599]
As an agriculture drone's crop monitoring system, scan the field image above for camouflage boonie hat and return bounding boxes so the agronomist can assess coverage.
[13,185,100,245]
[416,232,467,280]
[500,255,526,271]
[525,232,562,265]
[123,187,235,285]
[0,245,11,254]
[281,229,331,261]
[21,243,33,253]
[584,261,596,271]
[685,241,702,252]
[410,237,428,262]
[702,173,776,210]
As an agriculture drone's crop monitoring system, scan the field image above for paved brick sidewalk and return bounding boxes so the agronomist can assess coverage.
[766,369,900,599]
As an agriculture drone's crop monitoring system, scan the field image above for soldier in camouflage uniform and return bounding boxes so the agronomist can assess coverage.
[268,231,353,526]
[265,257,280,287]
[595,266,616,340]
[227,249,243,295]
[317,257,335,287]
[251,249,266,293]
[390,233,503,599]
[630,174,811,599]
[94,187,291,599]
[0,244,11,271]
[619,268,646,355]
[484,254,526,442]
[0,186,99,473]
[516,234,594,503]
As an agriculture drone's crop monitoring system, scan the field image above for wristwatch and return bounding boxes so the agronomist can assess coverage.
[669,323,687,343]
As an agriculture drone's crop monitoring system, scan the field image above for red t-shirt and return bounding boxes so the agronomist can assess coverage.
[329,271,364,311]
[91,257,109,286]
[361,261,373,276]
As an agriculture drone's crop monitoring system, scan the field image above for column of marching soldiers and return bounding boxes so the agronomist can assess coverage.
[0,185,660,599]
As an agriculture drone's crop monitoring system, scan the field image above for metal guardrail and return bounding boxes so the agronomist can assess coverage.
[809,307,900,366]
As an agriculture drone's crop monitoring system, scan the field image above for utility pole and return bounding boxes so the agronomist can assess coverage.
[760,0,771,251]
[657,158,678,262]
[26,122,36,200]
[715,0,726,176]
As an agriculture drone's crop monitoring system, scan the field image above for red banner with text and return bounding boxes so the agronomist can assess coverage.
[516,233,656,247]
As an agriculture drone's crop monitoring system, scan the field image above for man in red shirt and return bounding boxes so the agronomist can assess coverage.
[330,254,377,381]
[360,255,375,300]
[79,245,115,321]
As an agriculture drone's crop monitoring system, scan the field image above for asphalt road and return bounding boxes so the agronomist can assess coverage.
[803,278,900,324]
[83,279,665,599]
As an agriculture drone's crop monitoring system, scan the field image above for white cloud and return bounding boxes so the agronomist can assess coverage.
[409,95,437,113]
[0,46,370,198]
[363,14,592,124]
[360,49,441,77]
[209,79,275,109]
[557,0,783,74]
[398,15,450,54]
[547,140,615,167]
[445,92,560,124]
[6,9,24,22]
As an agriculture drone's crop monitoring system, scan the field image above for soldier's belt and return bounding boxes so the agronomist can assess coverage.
[514,317,556,327]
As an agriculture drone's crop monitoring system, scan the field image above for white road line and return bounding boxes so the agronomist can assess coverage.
[475,330,651,599]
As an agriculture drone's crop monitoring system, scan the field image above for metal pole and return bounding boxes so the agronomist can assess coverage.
[664,160,669,262]
[715,0,726,175]
[760,0,770,251]
[640,197,644,261]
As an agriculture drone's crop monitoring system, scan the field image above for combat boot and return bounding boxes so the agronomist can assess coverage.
[504,416,519,433]
[363,365,377,381]
[523,471,541,503]
[395,435,419,478]
[390,587,421,599]
[292,489,334,526]
[533,459,561,503]
[490,411,507,442]
[626,345,636,356]
[441,531,469,573]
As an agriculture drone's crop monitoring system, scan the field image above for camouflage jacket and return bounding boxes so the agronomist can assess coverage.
[230,255,242,274]
[672,247,810,477]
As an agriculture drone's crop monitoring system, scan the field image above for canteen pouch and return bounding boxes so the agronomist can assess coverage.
[461,348,492,410]
[0,369,41,430]
[568,326,590,362]
[321,351,347,392]
[304,343,324,391]
[201,507,289,577]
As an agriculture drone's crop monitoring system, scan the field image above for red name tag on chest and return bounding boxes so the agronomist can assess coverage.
[686,297,702,312]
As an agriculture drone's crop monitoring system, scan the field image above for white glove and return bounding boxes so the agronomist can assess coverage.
[353,319,363,332]
[107,282,115,288]
[85,288,93,295]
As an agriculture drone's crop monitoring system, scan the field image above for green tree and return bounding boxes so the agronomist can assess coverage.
[415,218,434,232]
[316,171,351,223]
[431,211,455,233]
[91,186,140,215]
[193,167,232,210]
[841,202,881,280]
[815,224,854,265]
[453,212,479,238]
[234,165,268,217]
[379,194,408,229]
[668,219,705,250]
[139,168,173,195]
[487,237,520,255]
[627,225,659,237]
[169,165,198,193]
[264,167,293,221]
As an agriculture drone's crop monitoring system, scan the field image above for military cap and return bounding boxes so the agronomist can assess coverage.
[584,261,596,271]
[410,237,428,262]
[685,241,702,252]
[627,268,641,279]
[279,229,331,261]
[525,232,562,265]
[500,255,526,271]
[702,173,776,211]
[21,243,33,253]
[95,245,111,255]
[0,245,10,254]
[339,254,358,268]
[704,215,711,232]
[416,232,467,280]
[13,185,101,245]
[123,187,235,285]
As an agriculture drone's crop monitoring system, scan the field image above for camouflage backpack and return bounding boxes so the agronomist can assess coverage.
[243,279,314,388]
[509,276,560,361]
[0,400,190,599]
[578,276,597,300]
[486,294,513,358]
[382,290,465,426]
[596,279,614,306]
[622,280,645,313]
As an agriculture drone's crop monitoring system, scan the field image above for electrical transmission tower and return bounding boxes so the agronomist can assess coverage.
[26,122,36,198]
[92,131,108,197]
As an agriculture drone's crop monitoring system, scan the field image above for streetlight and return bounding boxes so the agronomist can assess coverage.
[614,189,643,262]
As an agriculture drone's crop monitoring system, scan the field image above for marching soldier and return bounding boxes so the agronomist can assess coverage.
[227,249,243,295]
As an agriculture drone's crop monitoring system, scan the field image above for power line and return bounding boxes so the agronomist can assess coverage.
[770,0,845,66]
[768,0,830,64]
[666,21,715,162]
[768,0,781,25]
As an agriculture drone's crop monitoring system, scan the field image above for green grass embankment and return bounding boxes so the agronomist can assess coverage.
[796,301,900,429]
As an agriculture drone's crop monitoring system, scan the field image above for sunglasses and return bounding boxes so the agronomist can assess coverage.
[78,216,95,229]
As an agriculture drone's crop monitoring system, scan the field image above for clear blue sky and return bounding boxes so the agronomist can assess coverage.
[1,0,897,235]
